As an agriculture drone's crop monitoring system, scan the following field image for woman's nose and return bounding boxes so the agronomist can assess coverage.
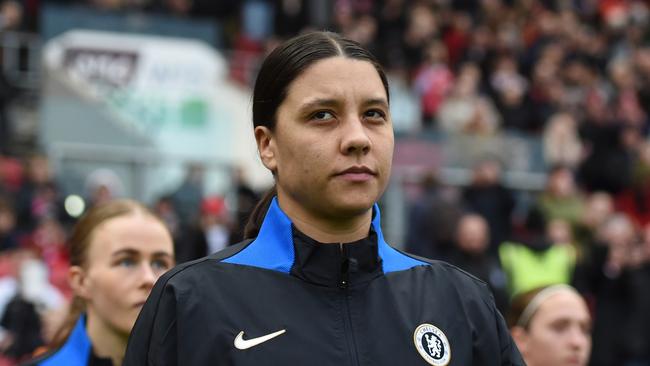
[567,325,589,350]
[139,263,157,289]
[340,117,371,155]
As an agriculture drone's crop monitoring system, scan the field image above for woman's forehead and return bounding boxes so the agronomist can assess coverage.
[88,214,172,257]
[534,291,590,323]
[284,57,387,103]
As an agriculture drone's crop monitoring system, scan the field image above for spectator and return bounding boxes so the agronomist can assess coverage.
[526,43,567,133]
[437,62,501,135]
[573,214,646,366]
[0,198,18,252]
[15,155,63,233]
[490,55,533,132]
[0,256,65,362]
[228,167,259,244]
[609,58,648,129]
[576,191,614,251]
[0,73,15,156]
[500,208,577,297]
[26,218,71,298]
[0,1,23,31]
[615,142,650,227]
[630,224,650,365]
[170,163,204,227]
[386,63,421,133]
[442,11,471,66]
[448,213,509,313]
[412,39,454,125]
[578,119,637,195]
[401,2,438,69]
[200,196,230,254]
[84,168,124,209]
[152,195,180,241]
[405,172,463,261]
[536,165,585,231]
[462,157,515,254]
[542,113,584,170]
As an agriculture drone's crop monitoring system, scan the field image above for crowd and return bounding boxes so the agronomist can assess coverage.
[0,0,648,365]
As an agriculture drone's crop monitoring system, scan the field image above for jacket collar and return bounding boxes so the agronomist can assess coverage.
[290,225,383,288]
[222,197,426,277]
[40,314,91,366]
[38,315,111,366]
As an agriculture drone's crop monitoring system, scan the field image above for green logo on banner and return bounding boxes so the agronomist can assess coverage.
[181,99,207,127]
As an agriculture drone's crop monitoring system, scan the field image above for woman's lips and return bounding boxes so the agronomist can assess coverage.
[335,166,376,182]
[338,172,374,182]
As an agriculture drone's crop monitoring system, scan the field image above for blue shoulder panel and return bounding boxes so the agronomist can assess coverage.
[372,203,428,273]
[222,199,425,274]
[222,198,294,273]
[39,315,91,366]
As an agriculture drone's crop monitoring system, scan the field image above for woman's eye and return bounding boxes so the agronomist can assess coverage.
[549,320,570,333]
[312,111,334,120]
[364,109,386,120]
[151,259,171,271]
[117,258,136,268]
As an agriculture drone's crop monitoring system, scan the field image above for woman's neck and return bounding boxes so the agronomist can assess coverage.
[277,195,373,243]
[86,312,128,366]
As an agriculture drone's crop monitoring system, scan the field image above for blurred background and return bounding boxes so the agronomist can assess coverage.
[0,0,649,365]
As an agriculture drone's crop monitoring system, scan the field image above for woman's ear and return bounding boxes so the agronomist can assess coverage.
[69,265,91,300]
[510,326,529,356]
[255,126,277,173]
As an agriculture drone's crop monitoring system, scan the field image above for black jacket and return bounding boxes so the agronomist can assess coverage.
[124,199,524,365]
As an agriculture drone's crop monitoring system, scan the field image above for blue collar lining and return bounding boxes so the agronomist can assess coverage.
[223,197,427,274]
[39,315,91,366]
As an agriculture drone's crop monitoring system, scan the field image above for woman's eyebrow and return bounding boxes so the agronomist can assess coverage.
[151,252,173,259]
[362,98,389,109]
[299,98,341,112]
[111,248,139,257]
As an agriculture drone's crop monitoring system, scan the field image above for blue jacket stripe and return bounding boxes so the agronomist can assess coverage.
[222,199,426,274]
[39,315,91,366]
[222,198,294,273]
[371,203,428,273]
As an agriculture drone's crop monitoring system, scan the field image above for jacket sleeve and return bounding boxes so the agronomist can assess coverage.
[483,287,526,366]
[470,279,526,366]
[123,269,180,366]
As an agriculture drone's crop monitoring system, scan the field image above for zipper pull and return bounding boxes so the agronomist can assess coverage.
[340,243,349,289]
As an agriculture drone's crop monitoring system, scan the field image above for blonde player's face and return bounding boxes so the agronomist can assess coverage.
[256,56,393,222]
[74,213,174,336]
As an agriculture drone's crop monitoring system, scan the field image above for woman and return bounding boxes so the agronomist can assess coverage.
[24,199,175,365]
[507,285,592,366]
[124,32,524,366]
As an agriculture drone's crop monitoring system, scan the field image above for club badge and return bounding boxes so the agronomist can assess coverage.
[413,323,451,365]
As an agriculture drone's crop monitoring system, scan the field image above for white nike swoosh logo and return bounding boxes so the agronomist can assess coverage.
[234,329,286,350]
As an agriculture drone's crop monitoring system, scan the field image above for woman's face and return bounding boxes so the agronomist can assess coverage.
[258,56,393,221]
[516,291,592,366]
[75,212,174,337]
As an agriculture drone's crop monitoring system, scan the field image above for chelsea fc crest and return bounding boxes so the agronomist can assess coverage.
[413,323,451,365]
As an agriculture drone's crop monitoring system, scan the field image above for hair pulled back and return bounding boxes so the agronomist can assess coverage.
[49,200,164,350]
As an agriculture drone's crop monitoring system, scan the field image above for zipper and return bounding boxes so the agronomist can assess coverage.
[339,244,361,366]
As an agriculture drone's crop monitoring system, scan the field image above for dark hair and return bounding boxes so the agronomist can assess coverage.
[244,31,390,239]
[50,200,169,350]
